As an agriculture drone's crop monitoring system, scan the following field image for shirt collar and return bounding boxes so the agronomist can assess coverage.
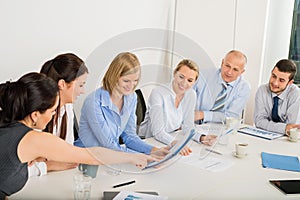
[217,68,239,88]
[271,84,292,100]
[98,87,135,111]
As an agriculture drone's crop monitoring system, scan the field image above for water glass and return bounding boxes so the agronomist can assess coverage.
[73,173,92,200]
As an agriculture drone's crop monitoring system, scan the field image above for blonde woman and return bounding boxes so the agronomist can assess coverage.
[139,59,217,155]
[74,52,168,158]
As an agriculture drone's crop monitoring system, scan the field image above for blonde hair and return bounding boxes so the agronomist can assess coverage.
[174,59,199,80]
[102,52,141,94]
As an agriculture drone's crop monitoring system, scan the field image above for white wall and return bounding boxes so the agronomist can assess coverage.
[0,0,175,115]
[175,0,294,125]
[0,0,295,124]
[0,0,175,81]
[262,0,294,84]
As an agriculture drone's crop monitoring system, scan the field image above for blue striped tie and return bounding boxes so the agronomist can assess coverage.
[211,83,228,111]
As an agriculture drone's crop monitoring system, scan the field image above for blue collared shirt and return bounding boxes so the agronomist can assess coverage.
[193,68,251,123]
[74,87,153,154]
[254,83,300,134]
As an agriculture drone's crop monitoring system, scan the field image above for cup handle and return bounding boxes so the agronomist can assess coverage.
[78,164,85,173]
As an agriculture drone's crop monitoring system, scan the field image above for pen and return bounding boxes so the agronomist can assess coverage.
[113,180,136,188]
[205,148,223,155]
[224,128,234,135]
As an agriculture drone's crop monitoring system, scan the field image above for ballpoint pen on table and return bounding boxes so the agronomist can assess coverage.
[224,128,234,135]
[205,148,223,155]
[113,180,136,188]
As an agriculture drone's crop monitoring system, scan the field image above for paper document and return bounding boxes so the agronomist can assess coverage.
[144,129,195,169]
[238,127,283,140]
[180,153,234,172]
[261,152,300,172]
[113,191,168,200]
[196,123,224,135]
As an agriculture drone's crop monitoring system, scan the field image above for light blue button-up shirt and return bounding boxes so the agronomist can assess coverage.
[193,68,251,123]
[74,87,153,154]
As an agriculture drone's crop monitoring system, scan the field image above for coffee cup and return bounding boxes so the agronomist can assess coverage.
[288,128,299,142]
[78,164,99,178]
[235,143,248,158]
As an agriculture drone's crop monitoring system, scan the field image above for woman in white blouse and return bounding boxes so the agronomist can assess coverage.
[139,59,216,155]
[28,53,88,176]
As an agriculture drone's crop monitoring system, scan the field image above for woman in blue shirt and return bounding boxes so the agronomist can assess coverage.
[75,52,168,157]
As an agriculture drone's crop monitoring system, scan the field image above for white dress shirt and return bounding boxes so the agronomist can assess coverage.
[139,83,201,145]
[28,104,75,177]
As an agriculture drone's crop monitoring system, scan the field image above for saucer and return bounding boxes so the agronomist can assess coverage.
[288,138,298,142]
[232,151,247,158]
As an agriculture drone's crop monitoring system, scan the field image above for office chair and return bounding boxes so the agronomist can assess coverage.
[119,89,147,144]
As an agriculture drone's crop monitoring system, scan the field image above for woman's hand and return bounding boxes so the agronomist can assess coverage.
[129,153,158,169]
[200,135,217,146]
[46,161,78,172]
[170,140,192,156]
[27,157,47,166]
[150,146,170,160]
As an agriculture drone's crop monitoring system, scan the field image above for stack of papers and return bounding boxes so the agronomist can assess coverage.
[238,127,283,140]
[261,152,300,172]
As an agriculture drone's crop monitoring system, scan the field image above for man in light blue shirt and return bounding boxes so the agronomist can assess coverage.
[194,50,251,123]
[254,59,300,134]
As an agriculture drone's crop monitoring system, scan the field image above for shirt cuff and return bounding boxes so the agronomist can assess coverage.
[37,162,47,176]
[193,131,207,143]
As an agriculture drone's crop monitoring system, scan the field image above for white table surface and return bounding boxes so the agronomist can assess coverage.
[10,126,300,200]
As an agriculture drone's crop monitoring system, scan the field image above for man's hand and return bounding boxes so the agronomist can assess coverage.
[200,135,217,146]
[194,111,204,121]
[285,124,300,135]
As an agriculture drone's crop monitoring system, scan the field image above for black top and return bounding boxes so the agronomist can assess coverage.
[0,122,32,198]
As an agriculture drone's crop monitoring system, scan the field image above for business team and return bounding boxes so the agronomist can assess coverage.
[1,49,299,199]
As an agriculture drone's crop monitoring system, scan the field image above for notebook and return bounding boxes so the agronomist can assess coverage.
[238,126,283,140]
[261,152,300,172]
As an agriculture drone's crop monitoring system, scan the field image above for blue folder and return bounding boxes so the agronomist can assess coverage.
[261,152,300,172]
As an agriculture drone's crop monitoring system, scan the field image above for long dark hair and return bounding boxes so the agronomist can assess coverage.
[0,72,59,127]
[40,53,88,140]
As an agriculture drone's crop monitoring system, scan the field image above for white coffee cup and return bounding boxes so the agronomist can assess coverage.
[235,143,248,157]
[288,128,299,142]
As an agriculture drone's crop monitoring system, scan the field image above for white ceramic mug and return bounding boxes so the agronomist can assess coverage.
[288,128,299,142]
[235,143,248,157]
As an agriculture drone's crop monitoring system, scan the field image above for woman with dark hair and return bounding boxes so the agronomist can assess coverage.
[0,72,155,200]
[40,53,88,143]
[26,53,89,176]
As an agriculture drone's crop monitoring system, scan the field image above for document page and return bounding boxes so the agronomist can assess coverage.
[180,152,234,172]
